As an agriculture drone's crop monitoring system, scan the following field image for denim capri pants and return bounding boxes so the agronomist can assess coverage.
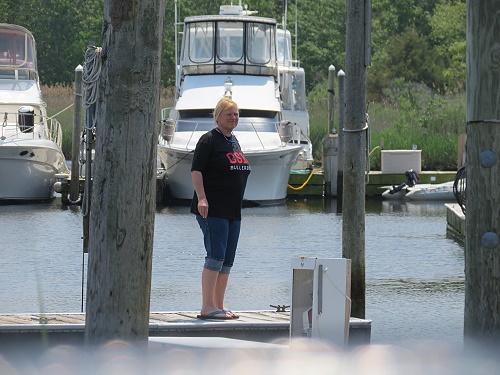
[196,215,241,274]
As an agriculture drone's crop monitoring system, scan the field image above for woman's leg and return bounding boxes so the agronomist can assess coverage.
[214,220,241,316]
[201,268,230,316]
[197,215,232,317]
[214,272,229,311]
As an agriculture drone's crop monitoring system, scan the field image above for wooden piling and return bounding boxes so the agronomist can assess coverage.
[464,0,500,349]
[84,0,166,348]
[343,0,371,319]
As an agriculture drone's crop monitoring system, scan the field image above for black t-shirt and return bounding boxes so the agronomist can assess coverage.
[190,128,251,220]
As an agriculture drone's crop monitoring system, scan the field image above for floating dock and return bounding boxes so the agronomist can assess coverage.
[0,311,371,352]
[291,169,457,197]
[445,203,465,244]
[57,169,457,205]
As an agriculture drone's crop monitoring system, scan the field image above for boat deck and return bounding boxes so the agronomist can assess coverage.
[0,310,371,350]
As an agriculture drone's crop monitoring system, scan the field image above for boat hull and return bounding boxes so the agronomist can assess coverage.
[405,182,455,201]
[159,145,301,204]
[0,141,68,201]
[381,182,456,201]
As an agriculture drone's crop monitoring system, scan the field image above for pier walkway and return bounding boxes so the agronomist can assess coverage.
[0,311,371,351]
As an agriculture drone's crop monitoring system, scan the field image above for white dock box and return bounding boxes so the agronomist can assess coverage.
[290,257,351,348]
[381,150,421,173]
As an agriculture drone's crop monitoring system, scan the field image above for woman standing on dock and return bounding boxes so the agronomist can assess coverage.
[191,98,251,320]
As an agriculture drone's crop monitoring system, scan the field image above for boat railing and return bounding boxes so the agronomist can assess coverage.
[1,110,63,147]
[47,117,64,148]
[159,117,294,150]
[0,67,38,81]
[286,121,311,146]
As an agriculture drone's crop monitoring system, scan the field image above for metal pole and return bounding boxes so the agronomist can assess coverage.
[336,69,345,213]
[82,103,94,255]
[70,65,83,203]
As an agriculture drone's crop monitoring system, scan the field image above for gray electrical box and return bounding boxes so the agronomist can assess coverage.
[290,257,351,348]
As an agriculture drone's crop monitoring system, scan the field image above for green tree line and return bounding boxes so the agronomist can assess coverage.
[1,0,466,100]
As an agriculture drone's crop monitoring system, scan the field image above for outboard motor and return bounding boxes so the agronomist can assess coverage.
[388,169,420,195]
[405,169,419,187]
[18,106,35,133]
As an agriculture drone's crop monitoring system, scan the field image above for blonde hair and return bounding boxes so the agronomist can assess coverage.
[213,97,238,124]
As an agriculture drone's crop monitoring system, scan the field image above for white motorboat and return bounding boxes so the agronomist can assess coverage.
[405,181,456,201]
[382,182,456,201]
[0,24,68,201]
[158,4,302,204]
[381,169,456,202]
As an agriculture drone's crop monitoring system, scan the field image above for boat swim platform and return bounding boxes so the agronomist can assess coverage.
[0,310,371,351]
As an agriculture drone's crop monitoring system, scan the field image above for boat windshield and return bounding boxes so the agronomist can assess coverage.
[181,19,277,77]
[0,25,37,78]
[175,109,279,133]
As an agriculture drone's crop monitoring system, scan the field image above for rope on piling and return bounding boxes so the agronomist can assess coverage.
[81,45,102,217]
[82,46,102,114]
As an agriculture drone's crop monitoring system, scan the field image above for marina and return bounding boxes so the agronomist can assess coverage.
[0,3,470,361]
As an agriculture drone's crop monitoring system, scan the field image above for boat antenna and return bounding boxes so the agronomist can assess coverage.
[174,0,179,90]
[294,0,298,62]
[282,0,288,68]
[284,0,288,30]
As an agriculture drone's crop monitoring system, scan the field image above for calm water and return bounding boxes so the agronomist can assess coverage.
[0,197,464,347]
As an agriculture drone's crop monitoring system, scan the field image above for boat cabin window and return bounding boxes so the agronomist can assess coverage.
[182,19,276,77]
[217,22,244,63]
[246,23,272,64]
[0,28,36,70]
[280,69,306,111]
[187,22,213,63]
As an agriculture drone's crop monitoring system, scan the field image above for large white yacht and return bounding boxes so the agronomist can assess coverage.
[157,4,302,205]
[0,23,68,201]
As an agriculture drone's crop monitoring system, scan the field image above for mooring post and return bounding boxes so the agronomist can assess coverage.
[464,0,500,350]
[336,69,345,213]
[328,65,336,134]
[322,65,339,197]
[70,65,83,203]
[343,0,371,319]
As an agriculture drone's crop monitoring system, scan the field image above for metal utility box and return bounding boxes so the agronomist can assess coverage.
[381,150,421,174]
[290,257,351,348]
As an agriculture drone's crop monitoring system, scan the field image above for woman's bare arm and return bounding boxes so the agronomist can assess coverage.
[191,171,208,218]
